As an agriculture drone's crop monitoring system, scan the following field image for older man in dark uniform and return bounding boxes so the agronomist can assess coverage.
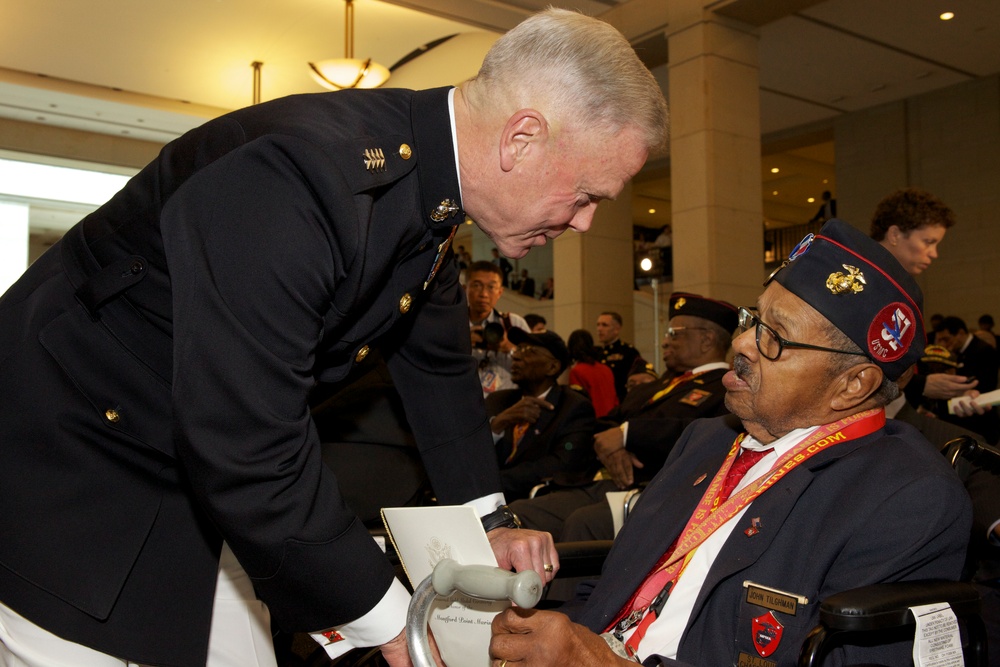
[491,220,971,666]
[487,329,597,500]
[0,9,667,667]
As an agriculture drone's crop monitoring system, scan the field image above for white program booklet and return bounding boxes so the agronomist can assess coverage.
[381,505,508,667]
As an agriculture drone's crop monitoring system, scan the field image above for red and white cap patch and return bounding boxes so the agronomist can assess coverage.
[867,302,917,362]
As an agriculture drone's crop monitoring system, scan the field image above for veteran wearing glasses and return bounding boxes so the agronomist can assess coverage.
[486,329,598,501]
[490,219,971,667]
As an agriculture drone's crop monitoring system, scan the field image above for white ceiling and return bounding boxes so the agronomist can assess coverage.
[1,0,997,232]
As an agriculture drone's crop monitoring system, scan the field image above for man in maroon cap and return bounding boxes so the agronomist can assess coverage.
[491,219,971,666]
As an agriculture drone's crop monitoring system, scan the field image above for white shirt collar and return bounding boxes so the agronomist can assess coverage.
[741,425,819,454]
[885,394,907,419]
[690,361,730,374]
[447,88,463,205]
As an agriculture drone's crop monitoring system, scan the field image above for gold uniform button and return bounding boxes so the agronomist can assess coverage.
[105,409,121,423]
[355,345,370,363]
[399,293,413,314]
[399,144,412,160]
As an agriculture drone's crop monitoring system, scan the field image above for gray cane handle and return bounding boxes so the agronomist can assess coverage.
[432,559,543,608]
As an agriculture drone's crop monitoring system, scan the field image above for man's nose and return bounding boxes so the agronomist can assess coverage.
[570,206,597,233]
[731,327,758,359]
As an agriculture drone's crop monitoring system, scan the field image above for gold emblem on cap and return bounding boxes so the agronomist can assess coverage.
[399,144,412,160]
[675,297,686,309]
[826,264,867,295]
[430,199,460,222]
[363,148,386,173]
[399,293,413,314]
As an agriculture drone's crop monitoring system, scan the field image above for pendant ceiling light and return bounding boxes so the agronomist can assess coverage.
[309,0,390,90]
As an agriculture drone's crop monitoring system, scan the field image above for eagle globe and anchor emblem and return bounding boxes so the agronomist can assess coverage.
[751,610,784,658]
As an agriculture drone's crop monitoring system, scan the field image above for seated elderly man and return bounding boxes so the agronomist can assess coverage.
[511,293,736,542]
[487,329,598,500]
[490,219,972,666]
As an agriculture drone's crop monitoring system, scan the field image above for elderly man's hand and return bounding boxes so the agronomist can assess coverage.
[491,397,554,434]
[490,608,632,667]
[600,447,643,489]
[487,527,559,584]
[923,373,978,399]
[593,426,625,458]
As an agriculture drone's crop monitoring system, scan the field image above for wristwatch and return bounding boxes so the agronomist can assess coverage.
[480,505,522,532]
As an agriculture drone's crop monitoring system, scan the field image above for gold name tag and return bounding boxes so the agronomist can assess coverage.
[737,651,777,667]
[743,581,807,616]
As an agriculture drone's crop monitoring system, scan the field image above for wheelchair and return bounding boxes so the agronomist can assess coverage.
[283,436,998,666]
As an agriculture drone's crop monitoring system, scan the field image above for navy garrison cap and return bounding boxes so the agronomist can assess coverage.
[669,292,739,334]
[767,218,925,381]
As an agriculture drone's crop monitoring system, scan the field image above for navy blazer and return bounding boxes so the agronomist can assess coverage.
[600,368,729,483]
[573,414,971,666]
[0,87,502,666]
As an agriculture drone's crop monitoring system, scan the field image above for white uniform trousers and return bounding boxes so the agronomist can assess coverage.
[0,543,277,667]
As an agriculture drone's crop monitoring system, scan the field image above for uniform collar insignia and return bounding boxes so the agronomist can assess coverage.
[430,198,460,222]
[364,148,386,173]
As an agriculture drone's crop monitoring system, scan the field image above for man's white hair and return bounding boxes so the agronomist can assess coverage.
[466,8,668,151]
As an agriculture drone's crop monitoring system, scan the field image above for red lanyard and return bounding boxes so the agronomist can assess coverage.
[607,408,887,653]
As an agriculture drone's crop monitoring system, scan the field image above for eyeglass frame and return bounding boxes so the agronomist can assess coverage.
[737,306,868,361]
[665,326,709,338]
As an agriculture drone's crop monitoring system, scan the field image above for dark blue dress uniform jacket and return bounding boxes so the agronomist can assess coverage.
[572,414,972,666]
[0,87,502,666]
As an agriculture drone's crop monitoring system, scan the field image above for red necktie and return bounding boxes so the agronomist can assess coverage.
[618,445,770,656]
[718,447,768,502]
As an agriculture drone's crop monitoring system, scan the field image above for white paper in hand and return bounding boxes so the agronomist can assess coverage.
[382,505,508,667]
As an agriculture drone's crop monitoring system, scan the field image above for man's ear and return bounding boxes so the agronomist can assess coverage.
[499,109,548,173]
[830,363,884,411]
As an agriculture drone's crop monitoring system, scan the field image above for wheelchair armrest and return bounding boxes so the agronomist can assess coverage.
[818,579,981,632]
[942,436,1000,473]
[554,540,613,579]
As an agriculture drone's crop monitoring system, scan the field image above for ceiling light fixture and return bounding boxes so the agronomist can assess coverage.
[940,11,955,20]
[309,0,390,91]
[770,167,780,173]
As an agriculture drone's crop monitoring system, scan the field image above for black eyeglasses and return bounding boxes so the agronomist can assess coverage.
[737,307,868,361]
[513,344,555,359]
[665,326,708,338]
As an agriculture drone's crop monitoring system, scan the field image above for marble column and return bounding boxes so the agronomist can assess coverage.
[668,0,764,308]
